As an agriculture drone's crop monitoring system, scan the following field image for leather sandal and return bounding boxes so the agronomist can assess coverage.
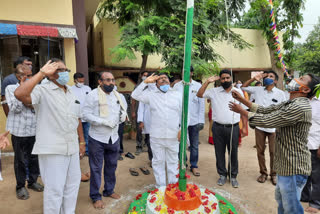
[129,168,139,176]
[257,174,267,183]
[271,175,277,185]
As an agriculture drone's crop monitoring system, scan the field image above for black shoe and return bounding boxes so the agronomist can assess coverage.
[28,182,44,192]
[118,156,124,161]
[125,152,135,159]
[217,175,227,186]
[231,178,239,188]
[16,187,29,200]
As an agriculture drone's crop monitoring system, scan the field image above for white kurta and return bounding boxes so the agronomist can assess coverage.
[131,82,182,187]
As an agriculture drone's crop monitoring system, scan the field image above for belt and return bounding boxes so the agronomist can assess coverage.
[214,122,239,128]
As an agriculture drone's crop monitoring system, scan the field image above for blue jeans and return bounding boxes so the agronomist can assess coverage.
[82,122,90,154]
[275,174,308,214]
[188,125,200,169]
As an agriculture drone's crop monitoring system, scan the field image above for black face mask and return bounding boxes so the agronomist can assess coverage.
[103,84,114,93]
[221,81,232,89]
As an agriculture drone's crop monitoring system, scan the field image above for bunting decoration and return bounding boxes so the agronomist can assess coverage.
[269,0,289,77]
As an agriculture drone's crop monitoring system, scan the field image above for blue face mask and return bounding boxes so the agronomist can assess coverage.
[159,84,170,93]
[263,78,274,86]
[56,71,69,85]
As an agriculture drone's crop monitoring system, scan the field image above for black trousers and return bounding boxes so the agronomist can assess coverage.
[212,122,239,178]
[136,121,143,149]
[301,150,320,209]
[11,135,39,190]
[118,122,125,154]
[145,134,153,161]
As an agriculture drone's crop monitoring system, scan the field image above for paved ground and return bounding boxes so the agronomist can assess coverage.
[0,122,310,214]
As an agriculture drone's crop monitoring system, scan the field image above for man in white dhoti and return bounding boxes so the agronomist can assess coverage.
[131,73,182,187]
[14,59,86,214]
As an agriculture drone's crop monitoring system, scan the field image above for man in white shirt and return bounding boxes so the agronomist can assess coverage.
[173,67,205,176]
[241,71,287,185]
[197,69,248,188]
[132,73,182,187]
[82,71,127,209]
[14,58,86,214]
[6,64,43,200]
[301,97,320,213]
[71,73,91,155]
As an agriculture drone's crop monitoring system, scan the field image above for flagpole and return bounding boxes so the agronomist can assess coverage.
[179,0,194,192]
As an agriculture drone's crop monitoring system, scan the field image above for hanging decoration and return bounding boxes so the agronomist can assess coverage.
[269,0,289,77]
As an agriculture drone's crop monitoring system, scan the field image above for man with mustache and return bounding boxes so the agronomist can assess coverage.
[197,69,248,188]
[131,73,182,187]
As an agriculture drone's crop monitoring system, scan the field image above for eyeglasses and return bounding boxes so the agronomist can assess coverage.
[101,78,115,83]
[56,68,71,72]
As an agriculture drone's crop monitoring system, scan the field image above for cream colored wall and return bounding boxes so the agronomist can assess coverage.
[214,29,272,69]
[96,20,274,70]
[0,0,73,25]
[101,20,166,69]
[64,39,77,86]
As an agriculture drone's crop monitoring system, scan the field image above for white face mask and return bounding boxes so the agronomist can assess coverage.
[76,82,84,88]
[114,85,118,91]
[236,84,242,88]
[142,76,147,81]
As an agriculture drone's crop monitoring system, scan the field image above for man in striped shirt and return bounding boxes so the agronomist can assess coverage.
[229,74,320,214]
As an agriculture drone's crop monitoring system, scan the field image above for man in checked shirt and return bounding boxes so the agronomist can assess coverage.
[6,64,43,200]
[229,74,320,214]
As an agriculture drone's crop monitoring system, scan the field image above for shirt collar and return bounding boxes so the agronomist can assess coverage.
[264,86,275,92]
[48,81,71,92]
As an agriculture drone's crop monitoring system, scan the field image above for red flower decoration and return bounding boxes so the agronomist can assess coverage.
[229,209,234,214]
[201,195,209,200]
[211,204,217,210]
[219,200,226,205]
[184,211,190,214]
[188,188,196,197]
[205,207,211,213]
[167,208,175,214]
[176,174,180,178]
[202,200,209,206]
[135,194,142,200]
[193,185,199,190]
[155,205,162,211]
[185,173,191,179]
[149,196,157,203]
[132,206,136,211]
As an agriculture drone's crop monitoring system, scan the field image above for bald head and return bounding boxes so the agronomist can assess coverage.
[15,64,32,82]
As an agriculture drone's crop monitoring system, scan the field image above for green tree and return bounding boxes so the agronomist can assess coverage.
[235,0,305,88]
[97,0,252,77]
[292,17,320,76]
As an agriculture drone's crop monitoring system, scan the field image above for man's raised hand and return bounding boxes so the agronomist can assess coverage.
[254,73,267,81]
[144,73,159,84]
[41,60,59,78]
[207,75,220,83]
[231,90,244,102]
[0,131,10,150]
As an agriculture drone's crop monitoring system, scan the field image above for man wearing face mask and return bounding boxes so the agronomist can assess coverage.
[14,58,86,214]
[197,69,248,188]
[5,64,43,200]
[131,73,182,187]
[82,72,127,209]
[71,73,91,155]
[241,71,287,185]
[229,74,320,214]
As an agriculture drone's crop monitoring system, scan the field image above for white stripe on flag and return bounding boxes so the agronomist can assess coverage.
[187,0,194,8]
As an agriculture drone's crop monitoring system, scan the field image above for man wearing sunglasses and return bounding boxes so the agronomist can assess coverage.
[14,58,86,214]
[5,64,43,200]
[82,71,127,209]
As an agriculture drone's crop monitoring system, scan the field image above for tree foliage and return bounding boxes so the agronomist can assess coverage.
[291,17,320,76]
[97,0,252,76]
[235,0,305,85]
